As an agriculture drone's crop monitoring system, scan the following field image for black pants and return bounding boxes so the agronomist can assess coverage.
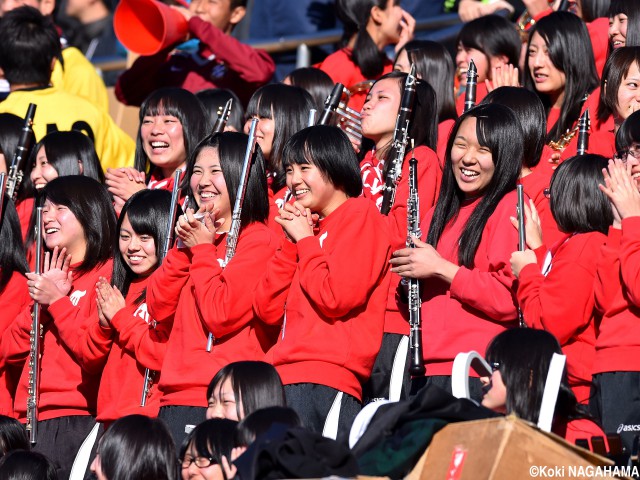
[362,333,411,405]
[158,405,207,452]
[32,415,96,480]
[284,383,361,445]
[410,375,484,403]
[590,372,640,452]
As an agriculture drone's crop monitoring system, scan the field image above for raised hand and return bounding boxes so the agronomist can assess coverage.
[485,64,520,92]
[600,158,640,220]
[395,9,416,53]
[510,198,543,250]
[274,201,315,242]
[105,167,146,205]
[175,207,219,248]
[95,277,126,325]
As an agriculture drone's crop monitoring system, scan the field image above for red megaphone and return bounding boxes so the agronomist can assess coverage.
[114,0,189,56]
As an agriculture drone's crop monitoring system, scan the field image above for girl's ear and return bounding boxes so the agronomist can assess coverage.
[370,4,385,25]
[78,159,84,175]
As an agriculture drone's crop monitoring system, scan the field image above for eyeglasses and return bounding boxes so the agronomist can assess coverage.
[613,148,640,163]
[181,456,216,469]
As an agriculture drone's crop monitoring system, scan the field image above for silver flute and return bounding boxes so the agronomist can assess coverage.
[26,206,43,444]
[206,119,259,352]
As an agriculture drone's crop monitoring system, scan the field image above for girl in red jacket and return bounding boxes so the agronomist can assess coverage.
[390,104,522,399]
[590,119,640,451]
[0,198,30,418]
[92,189,181,427]
[360,71,441,403]
[510,154,613,404]
[105,88,210,213]
[254,125,392,443]
[609,0,640,50]
[147,132,279,447]
[318,0,414,111]
[2,176,115,479]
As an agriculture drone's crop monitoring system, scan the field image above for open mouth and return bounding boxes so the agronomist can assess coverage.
[150,141,170,151]
[45,227,60,234]
[294,188,310,199]
[460,168,479,180]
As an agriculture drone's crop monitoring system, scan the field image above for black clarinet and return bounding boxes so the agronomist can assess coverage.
[380,64,417,215]
[213,99,233,134]
[464,60,477,113]
[6,103,37,201]
[407,144,426,376]
[319,83,344,125]
[576,109,590,156]
[517,184,527,328]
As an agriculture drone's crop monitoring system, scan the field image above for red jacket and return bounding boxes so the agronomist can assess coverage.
[2,261,112,421]
[267,186,291,235]
[317,48,393,112]
[253,197,392,400]
[594,218,640,373]
[147,222,279,408]
[419,192,520,375]
[0,272,30,417]
[95,276,170,423]
[517,232,606,403]
[116,17,275,107]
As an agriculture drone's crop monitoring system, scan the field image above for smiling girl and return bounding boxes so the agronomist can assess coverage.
[254,125,391,441]
[608,0,640,50]
[146,132,279,447]
[1,176,115,479]
[86,189,181,429]
[105,88,210,212]
[389,104,522,397]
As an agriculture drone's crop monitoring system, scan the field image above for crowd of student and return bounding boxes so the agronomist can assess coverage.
[1,0,640,478]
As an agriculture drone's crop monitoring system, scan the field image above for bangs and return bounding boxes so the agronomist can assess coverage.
[457,26,484,53]
[246,91,274,119]
[123,201,159,238]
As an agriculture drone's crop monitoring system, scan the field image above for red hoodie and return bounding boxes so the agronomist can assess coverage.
[253,197,392,400]
[95,276,170,423]
[147,222,280,408]
[419,191,521,376]
[517,232,606,403]
[518,168,564,249]
[594,218,640,373]
[0,271,30,417]
[2,261,112,421]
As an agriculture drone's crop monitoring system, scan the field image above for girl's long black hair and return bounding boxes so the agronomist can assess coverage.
[427,104,523,268]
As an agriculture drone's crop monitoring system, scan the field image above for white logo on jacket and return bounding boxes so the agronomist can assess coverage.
[69,290,87,306]
[319,232,328,248]
[133,303,150,324]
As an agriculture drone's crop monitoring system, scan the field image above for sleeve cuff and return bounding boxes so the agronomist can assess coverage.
[295,235,321,259]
